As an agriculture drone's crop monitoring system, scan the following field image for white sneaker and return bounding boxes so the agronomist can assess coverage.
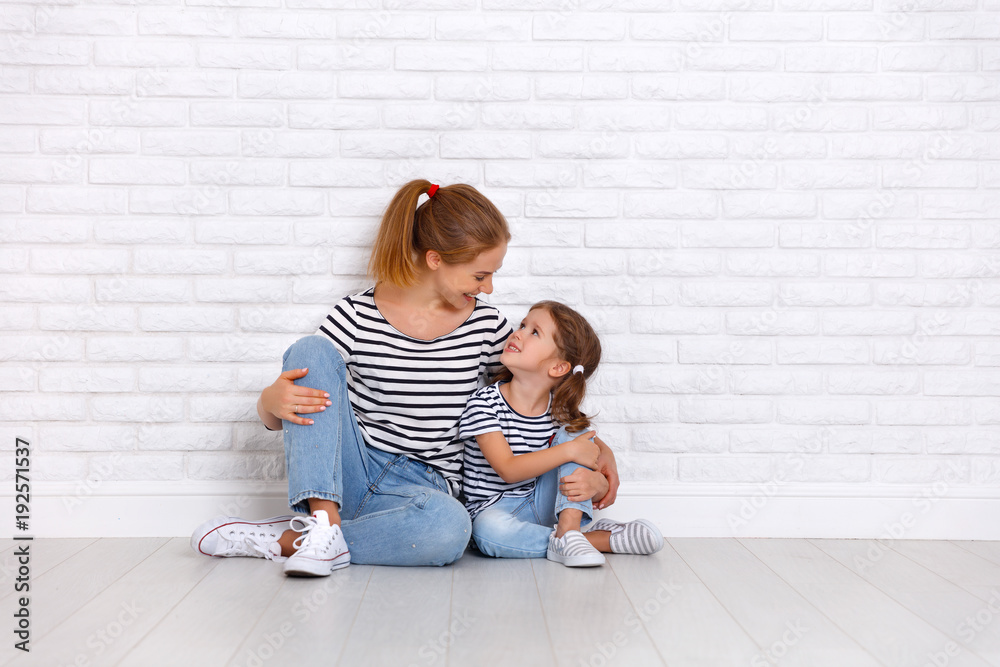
[546,529,605,567]
[283,510,351,577]
[190,515,293,561]
[587,518,663,555]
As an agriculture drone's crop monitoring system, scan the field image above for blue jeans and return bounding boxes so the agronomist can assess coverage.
[281,335,471,566]
[470,427,594,559]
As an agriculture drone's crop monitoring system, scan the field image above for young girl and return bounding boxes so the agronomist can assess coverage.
[191,180,622,576]
[459,301,663,567]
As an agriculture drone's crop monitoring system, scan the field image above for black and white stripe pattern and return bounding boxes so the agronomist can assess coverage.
[459,382,557,518]
[588,518,664,555]
[314,287,511,494]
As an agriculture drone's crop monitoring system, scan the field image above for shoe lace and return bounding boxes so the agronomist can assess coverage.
[218,530,280,560]
[289,515,333,554]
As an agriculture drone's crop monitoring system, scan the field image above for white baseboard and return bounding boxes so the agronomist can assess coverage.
[4,481,1000,540]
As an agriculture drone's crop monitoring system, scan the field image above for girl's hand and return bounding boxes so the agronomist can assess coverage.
[260,368,332,426]
[566,431,600,468]
[559,467,610,504]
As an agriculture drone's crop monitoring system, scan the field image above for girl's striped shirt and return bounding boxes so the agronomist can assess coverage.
[309,287,511,495]
[459,382,557,519]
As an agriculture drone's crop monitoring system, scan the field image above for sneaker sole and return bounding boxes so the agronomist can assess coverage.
[546,547,605,568]
[190,515,295,557]
[283,552,351,577]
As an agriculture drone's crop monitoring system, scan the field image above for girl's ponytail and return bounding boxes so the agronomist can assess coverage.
[551,363,594,433]
[537,301,602,432]
[368,179,510,288]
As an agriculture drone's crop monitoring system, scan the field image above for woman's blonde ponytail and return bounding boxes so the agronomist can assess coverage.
[368,179,510,288]
[368,180,431,288]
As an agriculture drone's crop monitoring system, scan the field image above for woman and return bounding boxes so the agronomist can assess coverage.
[191,180,620,576]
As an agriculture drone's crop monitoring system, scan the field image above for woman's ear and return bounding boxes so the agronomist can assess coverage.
[424,250,442,271]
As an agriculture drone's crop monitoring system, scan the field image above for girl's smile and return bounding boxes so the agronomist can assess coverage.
[500,308,565,377]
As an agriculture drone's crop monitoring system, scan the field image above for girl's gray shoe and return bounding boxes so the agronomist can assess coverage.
[546,529,605,567]
[587,518,663,555]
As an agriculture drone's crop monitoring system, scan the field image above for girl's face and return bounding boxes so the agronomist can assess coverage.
[501,307,567,379]
[429,243,506,310]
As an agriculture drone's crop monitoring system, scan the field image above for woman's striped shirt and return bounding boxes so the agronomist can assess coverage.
[314,287,511,495]
[459,382,557,519]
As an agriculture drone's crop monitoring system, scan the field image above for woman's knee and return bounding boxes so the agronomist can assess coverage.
[421,493,472,565]
[282,335,344,369]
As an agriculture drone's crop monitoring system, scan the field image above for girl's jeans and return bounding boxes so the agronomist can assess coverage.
[281,335,471,566]
[470,427,595,559]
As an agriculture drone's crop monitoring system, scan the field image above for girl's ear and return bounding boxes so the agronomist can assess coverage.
[549,360,571,379]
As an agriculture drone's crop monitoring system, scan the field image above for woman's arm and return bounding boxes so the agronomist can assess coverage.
[559,435,620,509]
[258,368,331,428]
[478,430,599,485]
[257,393,282,431]
[593,436,620,509]
[261,298,352,430]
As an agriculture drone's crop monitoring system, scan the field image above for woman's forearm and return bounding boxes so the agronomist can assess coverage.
[594,436,619,478]
[592,435,620,508]
[594,436,615,462]
[258,393,282,431]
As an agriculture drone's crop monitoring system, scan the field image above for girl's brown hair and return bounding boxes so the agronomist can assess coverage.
[493,301,602,432]
[368,179,511,287]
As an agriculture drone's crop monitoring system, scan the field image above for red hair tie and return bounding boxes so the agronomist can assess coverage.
[427,184,439,198]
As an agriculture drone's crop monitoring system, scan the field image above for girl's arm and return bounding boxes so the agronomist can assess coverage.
[478,430,599,485]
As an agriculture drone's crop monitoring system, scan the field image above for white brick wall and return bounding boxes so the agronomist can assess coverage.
[3,2,1000,535]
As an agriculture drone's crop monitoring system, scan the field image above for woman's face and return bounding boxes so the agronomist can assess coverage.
[429,242,507,309]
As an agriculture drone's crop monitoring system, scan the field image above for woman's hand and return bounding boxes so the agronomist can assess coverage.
[259,368,332,426]
[559,467,610,504]
[593,444,620,510]
[564,431,600,469]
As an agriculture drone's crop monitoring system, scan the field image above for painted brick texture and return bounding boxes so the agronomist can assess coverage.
[2,3,999,493]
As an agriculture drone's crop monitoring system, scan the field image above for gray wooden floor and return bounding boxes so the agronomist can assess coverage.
[2,537,1000,666]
